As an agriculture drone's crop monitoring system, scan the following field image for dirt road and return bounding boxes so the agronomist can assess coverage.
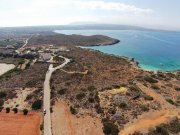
[43,56,70,135]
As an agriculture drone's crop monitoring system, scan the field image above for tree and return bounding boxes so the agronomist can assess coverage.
[31,100,42,110]
[23,109,28,115]
[0,91,7,98]
[12,108,18,114]
[0,99,4,106]
[6,107,10,113]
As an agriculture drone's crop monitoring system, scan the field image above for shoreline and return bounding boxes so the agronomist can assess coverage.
[79,46,180,74]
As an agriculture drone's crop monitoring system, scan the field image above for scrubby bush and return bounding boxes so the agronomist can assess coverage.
[26,94,34,101]
[58,88,67,95]
[0,107,3,112]
[70,106,77,115]
[32,100,42,110]
[151,85,159,90]
[144,76,158,83]
[88,97,94,103]
[95,104,103,114]
[168,118,180,134]
[76,92,85,100]
[166,99,175,105]
[103,121,119,135]
[113,95,128,108]
[50,107,53,113]
[175,87,180,91]
[0,91,7,98]
[40,124,43,131]
[23,109,28,115]
[144,95,154,101]
[6,107,10,113]
[12,108,18,113]
[119,102,127,108]
[140,104,149,112]
[155,125,169,135]
[88,85,96,91]
[18,59,25,65]
[0,99,4,106]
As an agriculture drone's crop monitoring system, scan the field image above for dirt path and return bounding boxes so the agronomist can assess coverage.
[52,101,104,135]
[60,69,88,75]
[119,83,180,135]
[43,56,70,135]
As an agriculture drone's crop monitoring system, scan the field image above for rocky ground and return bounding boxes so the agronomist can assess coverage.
[51,46,180,135]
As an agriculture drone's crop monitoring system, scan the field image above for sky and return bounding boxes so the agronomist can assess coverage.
[0,0,180,30]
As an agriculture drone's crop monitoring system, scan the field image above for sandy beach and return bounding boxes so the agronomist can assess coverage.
[0,63,15,76]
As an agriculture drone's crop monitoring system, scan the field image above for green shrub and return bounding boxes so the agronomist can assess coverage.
[168,119,180,133]
[151,85,159,90]
[0,107,3,112]
[18,59,25,65]
[76,92,85,100]
[140,104,149,112]
[103,121,119,135]
[58,88,67,95]
[32,100,42,110]
[144,95,153,101]
[23,109,28,115]
[70,106,77,115]
[88,97,94,103]
[166,99,175,105]
[0,91,7,98]
[88,85,96,91]
[119,102,127,108]
[6,107,10,113]
[144,76,158,83]
[26,94,33,101]
[156,125,169,135]
[40,124,43,131]
[175,87,180,91]
[0,99,4,106]
[12,108,18,113]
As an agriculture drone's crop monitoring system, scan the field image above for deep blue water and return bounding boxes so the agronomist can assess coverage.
[55,30,180,71]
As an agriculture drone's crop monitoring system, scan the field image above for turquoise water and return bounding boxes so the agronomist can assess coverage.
[55,30,180,71]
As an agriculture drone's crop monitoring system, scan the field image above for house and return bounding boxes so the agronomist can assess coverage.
[39,53,51,62]
[6,45,15,49]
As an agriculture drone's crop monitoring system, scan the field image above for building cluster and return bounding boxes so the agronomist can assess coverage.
[1,44,69,62]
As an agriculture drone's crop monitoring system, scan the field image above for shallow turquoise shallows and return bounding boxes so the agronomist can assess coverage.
[55,30,180,71]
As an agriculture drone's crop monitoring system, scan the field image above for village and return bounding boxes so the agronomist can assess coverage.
[0,38,70,64]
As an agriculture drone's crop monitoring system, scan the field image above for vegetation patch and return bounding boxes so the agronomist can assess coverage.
[144,76,158,83]
[32,100,42,110]
[70,106,77,115]
[76,92,86,100]
[175,87,180,91]
[0,91,7,98]
[102,120,119,135]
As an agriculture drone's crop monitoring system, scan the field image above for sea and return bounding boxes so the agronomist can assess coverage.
[55,30,180,72]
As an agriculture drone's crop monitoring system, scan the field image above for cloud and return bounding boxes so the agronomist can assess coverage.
[17,0,153,15]
[74,0,153,14]
[0,0,154,26]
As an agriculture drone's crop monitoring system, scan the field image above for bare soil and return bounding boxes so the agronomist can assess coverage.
[0,111,41,135]
[52,100,104,135]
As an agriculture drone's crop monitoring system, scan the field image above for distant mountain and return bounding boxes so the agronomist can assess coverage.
[0,24,176,38]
